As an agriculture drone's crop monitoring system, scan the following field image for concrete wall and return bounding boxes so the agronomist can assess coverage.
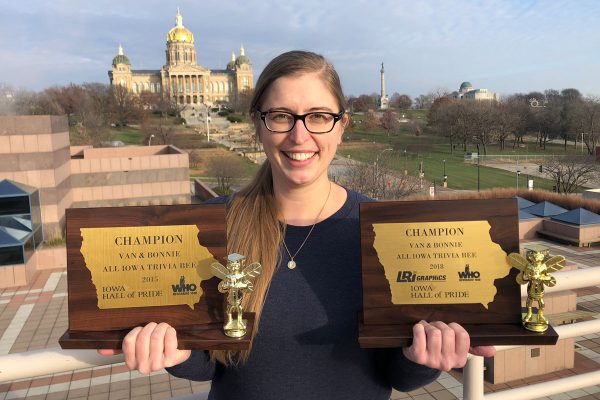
[519,218,543,240]
[0,115,72,239]
[70,145,190,207]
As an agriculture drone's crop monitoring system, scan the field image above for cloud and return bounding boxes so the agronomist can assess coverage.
[1,0,600,96]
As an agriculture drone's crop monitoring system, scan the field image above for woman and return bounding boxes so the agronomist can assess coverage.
[101,50,494,399]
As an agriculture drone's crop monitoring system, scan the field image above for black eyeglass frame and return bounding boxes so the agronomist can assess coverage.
[255,109,345,134]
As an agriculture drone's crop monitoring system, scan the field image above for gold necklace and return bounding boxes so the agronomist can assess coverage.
[282,182,332,270]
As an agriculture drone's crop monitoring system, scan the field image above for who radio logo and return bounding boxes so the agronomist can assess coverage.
[457,264,481,281]
[171,275,198,295]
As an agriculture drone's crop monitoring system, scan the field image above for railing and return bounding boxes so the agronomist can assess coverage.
[464,266,600,400]
[1,267,599,399]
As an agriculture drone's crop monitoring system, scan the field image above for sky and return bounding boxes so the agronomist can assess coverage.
[1,0,600,99]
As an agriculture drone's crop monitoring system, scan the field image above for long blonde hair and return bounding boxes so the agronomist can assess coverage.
[210,50,346,365]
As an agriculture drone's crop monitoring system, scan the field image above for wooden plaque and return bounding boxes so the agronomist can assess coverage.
[359,198,558,347]
[59,204,254,350]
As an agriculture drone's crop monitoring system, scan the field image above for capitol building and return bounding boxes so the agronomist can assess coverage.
[451,81,499,102]
[108,9,253,106]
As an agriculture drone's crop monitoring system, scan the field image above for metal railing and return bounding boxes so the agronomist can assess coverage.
[1,268,599,400]
[464,266,600,400]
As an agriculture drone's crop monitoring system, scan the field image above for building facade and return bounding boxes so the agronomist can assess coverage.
[451,81,500,102]
[108,9,253,106]
[0,115,191,288]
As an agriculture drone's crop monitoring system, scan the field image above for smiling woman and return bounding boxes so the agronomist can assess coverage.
[100,50,495,400]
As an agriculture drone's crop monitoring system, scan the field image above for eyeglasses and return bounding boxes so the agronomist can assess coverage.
[256,109,345,134]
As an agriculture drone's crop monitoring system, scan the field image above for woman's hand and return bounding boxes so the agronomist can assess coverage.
[402,321,496,371]
[97,322,191,374]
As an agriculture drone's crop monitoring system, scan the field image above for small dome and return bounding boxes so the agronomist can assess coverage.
[235,45,251,66]
[112,54,131,66]
[167,9,195,44]
[112,44,130,66]
[226,51,236,70]
[460,81,473,91]
[235,55,251,66]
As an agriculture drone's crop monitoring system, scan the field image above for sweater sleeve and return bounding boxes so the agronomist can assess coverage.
[378,348,441,392]
[165,350,216,382]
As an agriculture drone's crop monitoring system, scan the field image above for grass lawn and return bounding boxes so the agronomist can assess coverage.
[111,127,145,145]
[338,120,570,191]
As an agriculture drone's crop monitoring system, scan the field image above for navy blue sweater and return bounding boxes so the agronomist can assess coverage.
[167,189,440,399]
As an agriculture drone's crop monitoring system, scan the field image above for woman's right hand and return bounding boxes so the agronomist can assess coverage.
[98,322,191,374]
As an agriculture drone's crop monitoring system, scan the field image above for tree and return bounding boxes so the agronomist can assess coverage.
[109,84,143,126]
[542,156,599,193]
[575,97,600,155]
[207,156,243,195]
[392,94,412,110]
[351,94,376,112]
[141,120,175,145]
[362,111,379,131]
[188,150,202,169]
[231,88,254,114]
[338,161,420,200]
[381,110,400,136]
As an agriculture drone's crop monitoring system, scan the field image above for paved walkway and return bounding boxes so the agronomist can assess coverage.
[0,239,599,400]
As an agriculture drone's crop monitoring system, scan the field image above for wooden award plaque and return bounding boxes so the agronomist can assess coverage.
[59,204,255,350]
[359,198,558,348]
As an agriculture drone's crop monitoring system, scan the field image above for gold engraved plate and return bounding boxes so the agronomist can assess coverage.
[372,220,511,308]
[80,225,217,310]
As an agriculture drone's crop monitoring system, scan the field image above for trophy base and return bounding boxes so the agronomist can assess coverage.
[224,319,247,338]
[59,313,255,350]
[358,322,558,348]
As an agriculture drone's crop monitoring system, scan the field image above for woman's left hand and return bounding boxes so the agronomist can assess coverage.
[402,321,496,371]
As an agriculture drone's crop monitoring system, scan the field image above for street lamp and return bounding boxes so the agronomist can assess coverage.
[403,149,408,175]
[148,134,155,146]
[516,170,521,190]
[443,159,447,187]
[476,144,480,192]
[206,111,211,143]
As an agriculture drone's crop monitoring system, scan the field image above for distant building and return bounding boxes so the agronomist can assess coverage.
[108,9,253,107]
[451,81,499,102]
[0,115,190,288]
[379,63,389,110]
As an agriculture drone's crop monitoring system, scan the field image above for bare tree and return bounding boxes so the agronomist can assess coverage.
[207,156,244,195]
[109,84,143,126]
[576,97,600,155]
[188,150,202,169]
[542,156,599,193]
[381,110,400,136]
[231,88,254,114]
[338,162,420,199]
[141,121,175,145]
[391,93,412,110]
[351,94,376,112]
[362,111,379,131]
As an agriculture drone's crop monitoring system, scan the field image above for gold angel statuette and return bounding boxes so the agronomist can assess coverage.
[507,247,565,333]
[211,253,262,338]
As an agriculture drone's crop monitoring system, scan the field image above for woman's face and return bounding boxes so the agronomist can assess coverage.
[256,72,347,189]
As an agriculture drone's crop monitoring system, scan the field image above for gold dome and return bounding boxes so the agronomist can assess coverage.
[167,9,195,44]
[167,26,194,43]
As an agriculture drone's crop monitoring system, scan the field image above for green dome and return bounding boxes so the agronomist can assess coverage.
[460,81,473,91]
[227,60,236,70]
[236,55,251,66]
[112,54,130,67]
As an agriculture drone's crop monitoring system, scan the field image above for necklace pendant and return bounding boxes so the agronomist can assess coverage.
[287,260,297,269]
